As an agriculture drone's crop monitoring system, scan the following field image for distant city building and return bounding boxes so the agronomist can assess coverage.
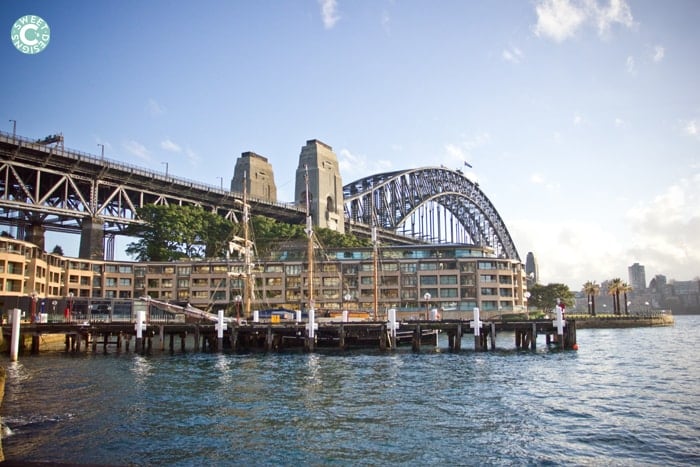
[628,262,647,291]
[525,252,538,287]
[295,139,345,233]
[648,274,667,292]
[230,151,277,202]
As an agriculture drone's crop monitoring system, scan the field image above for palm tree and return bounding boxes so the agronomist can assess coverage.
[622,282,633,315]
[582,281,600,316]
[608,278,624,315]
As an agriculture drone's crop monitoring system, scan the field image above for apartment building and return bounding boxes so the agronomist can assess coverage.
[0,236,527,318]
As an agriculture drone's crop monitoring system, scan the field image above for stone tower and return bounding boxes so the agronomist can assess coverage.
[295,139,344,233]
[230,151,277,202]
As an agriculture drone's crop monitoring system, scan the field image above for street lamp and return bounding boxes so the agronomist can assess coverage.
[30,291,38,323]
[162,161,168,177]
[216,176,223,189]
[234,294,242,324]
[423,292,431,320]
[9,119,16,138]
[97,143,104,160]
[68,292,74,322]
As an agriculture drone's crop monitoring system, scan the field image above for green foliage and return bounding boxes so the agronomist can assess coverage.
[125,207,371,262]
[51,244,64,256]
[125,205,236,261]
[250,215,370,257]
[315,226,371,248]
[528,283,574,312]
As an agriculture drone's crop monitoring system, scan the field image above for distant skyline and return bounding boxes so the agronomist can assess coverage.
[2,0,698,290]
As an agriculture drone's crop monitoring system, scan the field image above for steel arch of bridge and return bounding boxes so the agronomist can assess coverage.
[343,167,520,261]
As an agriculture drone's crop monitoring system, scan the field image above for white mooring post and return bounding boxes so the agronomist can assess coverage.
[471,307,483,351]
[10,308,21,361]
[135,310,146,353]
[553,304,566,348]
[253,310,259,323]
[307,307,317,339]
[342,310,349,323]
[215,309,226,352]
[387,308,398,348]
[296,310,302,323]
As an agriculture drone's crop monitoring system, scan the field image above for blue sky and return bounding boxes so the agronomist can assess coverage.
[2,0,698,290]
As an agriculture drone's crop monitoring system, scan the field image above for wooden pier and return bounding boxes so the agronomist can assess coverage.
[2,318,577,355]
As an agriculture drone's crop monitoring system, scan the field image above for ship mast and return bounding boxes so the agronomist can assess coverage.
[243,171,252,318]
[304,165,314,311]
[372,224,378,321]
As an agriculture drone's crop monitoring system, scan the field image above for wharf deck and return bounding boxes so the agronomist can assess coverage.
[1,318,577,355]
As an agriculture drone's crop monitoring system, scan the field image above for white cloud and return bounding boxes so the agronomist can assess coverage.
[318,0,340,29]
[592,0,635,36]
[533,0,635,42]
[123,140,151,160]
[530,173,545,184]
[683,119,699,138]
[573,112,585,125]
[515,172,700,289]
[652,45,665,62]
[615,117,625,127]
[146,98,166,117]
[625,173,700,280]
[502,46,524,64]
[381,10,391,35]
[441,133,491,168]
[626,55,635,74]
[161,139,182,153]
[511,218,624,288]
[338,148,392,179]
[533,0,586,42]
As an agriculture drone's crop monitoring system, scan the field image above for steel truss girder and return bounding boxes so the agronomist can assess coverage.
[343,167,520,261]
[0,158,240,232]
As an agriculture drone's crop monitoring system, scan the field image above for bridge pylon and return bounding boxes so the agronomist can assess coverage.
[295,139,345,234]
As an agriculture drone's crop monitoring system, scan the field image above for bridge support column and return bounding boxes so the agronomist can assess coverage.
[79,217,105,260]
[25,223,46,251]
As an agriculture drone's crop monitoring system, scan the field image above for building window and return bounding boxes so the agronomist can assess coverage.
[439,275,457,285]
[420,276,437,285]
[439,289,458,298]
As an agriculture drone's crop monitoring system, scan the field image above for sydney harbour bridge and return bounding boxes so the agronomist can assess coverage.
[0,130,520,262]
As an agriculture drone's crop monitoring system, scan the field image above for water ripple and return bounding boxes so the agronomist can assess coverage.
[1,316,699,465]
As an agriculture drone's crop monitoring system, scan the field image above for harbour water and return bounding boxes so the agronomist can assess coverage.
[1,316,699,466]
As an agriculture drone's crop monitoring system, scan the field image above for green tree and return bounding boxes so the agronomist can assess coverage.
[607,278,624,315]
[51,244,64,256]
[249,215,370,258]
[528,283,574,312]
[582,280,600,316]
[125,205,235,261]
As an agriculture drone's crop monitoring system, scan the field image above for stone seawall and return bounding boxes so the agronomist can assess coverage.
[574,314,674,329]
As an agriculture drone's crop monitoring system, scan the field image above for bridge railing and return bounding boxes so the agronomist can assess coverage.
[0,130,303,213]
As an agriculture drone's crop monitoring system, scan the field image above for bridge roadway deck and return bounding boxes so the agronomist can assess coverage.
[2,319,577,353]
